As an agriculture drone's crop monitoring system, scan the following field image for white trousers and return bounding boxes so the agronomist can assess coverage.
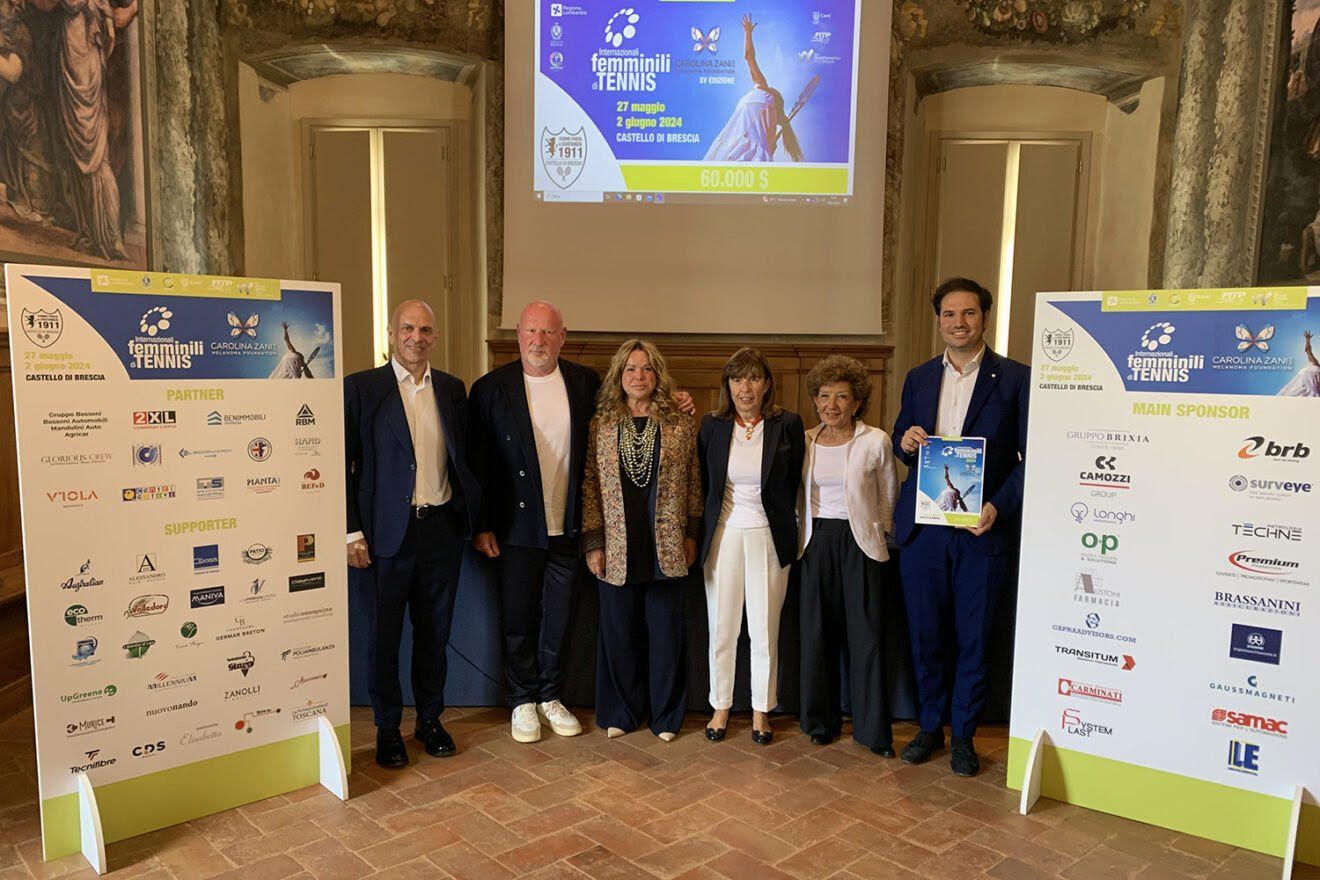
[703,524,790,712]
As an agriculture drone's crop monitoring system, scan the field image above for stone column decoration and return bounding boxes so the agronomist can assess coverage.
[152,0,233,275]
[1163,0,1283,288]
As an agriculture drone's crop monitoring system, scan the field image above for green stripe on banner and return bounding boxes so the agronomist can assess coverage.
[41,724,350,860]
[1006,736,1320,865]
[618,165,849,194]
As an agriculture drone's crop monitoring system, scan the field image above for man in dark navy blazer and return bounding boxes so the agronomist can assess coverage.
[345,300,479,768]
[468,301,601,744]
[892,277,1029,777]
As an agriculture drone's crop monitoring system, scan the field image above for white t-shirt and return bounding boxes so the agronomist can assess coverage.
[811,441,850,520]
[720,420,769,529]
[525,368,572,536]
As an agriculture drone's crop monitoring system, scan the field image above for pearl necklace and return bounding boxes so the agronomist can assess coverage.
[620,416,658,488]
[734,413,762,440]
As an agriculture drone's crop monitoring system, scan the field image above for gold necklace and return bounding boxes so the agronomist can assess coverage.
[620,416,658,488]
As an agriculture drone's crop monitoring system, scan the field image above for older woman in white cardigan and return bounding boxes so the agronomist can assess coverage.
[796,355,899,757]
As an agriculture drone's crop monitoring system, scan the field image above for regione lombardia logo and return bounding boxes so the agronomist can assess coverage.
[605,8,639,47]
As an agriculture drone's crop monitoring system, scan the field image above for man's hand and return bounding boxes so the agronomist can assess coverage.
[684,538,697,567]
[473,532,500,558]
[674,390,696,416]
[900,425,929,455]
[966,502,997,537]
[348,539,372,569]
[586,549,606,579]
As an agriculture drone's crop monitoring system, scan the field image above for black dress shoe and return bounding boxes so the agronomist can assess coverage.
[950,736,980,777]
[809,733,834,746]
[870,744,896,758]
[705,726,727,742]
[414,718,456,757]
[901,729,945,765]
[751,729,773,746]
[375,728,408,769]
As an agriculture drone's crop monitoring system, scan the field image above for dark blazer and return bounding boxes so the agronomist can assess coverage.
[345,362,479,558]
[467,358,602,549]
[697,410,805,569]
[892,348,1029,554]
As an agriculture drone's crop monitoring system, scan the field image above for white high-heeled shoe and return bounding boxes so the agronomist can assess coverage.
[607,727,625,739]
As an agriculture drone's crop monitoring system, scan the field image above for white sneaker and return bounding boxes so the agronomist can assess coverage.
[511,702,541,743]
[537,699,583,737]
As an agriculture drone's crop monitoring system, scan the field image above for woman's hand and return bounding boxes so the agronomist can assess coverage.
[684,538,697,567]
[587,549,606,579]
[742,13,755,34]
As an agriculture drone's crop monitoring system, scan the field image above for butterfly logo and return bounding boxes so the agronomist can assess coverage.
[691,26,719,53]
[227,312,260,338]
[798,48,815,62]
[1234,324,1274,352]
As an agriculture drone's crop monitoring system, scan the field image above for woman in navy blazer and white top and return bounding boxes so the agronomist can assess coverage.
[796,355,900,756]
[698,348,805,745]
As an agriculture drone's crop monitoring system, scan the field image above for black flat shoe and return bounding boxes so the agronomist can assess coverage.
[375,728,408,768]
[870,745,896,759]
[751,729,773,746]
[414,718,457,757]
[705,726,727,742]
[809,733,834,746]
[901,729,945,765]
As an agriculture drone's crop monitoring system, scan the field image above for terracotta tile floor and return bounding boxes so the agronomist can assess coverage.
[0,706,1315,879]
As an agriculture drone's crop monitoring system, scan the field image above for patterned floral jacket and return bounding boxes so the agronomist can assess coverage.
[582,412,702,586]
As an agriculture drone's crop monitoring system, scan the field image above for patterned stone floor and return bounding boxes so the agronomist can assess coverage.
[0,706,1314,879]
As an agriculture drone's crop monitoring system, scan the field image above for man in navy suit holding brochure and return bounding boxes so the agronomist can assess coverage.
[892,277,1030,777]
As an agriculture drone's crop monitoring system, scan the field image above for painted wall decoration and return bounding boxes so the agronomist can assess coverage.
[0,0,149,269]
[953,0,1173,43]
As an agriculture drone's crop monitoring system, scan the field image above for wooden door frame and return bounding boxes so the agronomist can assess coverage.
[915,130,1093,363]
[301,118,458,371]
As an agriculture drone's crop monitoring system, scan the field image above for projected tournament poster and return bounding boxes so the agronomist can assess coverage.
[6,265,349,859]
[535,0,861,200]
[915,436,984,527]
[1009,288,1320,862]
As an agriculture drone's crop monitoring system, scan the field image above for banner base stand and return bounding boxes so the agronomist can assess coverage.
[75,773,106,875]
[1018,729,1050,816]
[1283,786,1305,879]
[318,716,348,800]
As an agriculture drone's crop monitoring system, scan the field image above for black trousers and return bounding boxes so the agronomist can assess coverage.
[497,535,584,707]
[798,519,893,749]
[595,577,687,735]
[360,507,463,729]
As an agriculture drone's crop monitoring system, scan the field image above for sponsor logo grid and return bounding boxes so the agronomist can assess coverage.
[1014,289,1320,809]
[7,266,348,809]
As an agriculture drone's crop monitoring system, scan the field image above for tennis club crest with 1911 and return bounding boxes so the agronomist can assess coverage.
[541,127,587,188]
